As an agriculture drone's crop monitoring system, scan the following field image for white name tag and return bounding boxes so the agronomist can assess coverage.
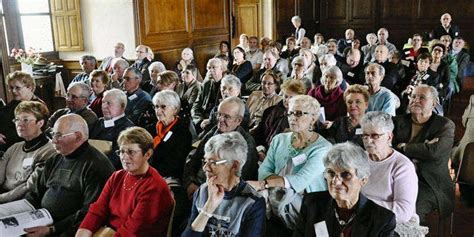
[346,40,352,44]
[401,60,410,67]
[163,131,173,142]
[314,221,329,237]
[355,128,363,135]
[292,154,307,166]
[347,72,355,77]
[128,94,138,100]
[455,32,459,36]
[318,107,326,123]
[404,50,410,55]
[22,158,34,168]
[423,74,430,80]
[104,119,115,128]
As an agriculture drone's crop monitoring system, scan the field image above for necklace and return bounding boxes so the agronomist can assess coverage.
[334,208,356,226]
[123,173,144,191]
[23,139,44,153]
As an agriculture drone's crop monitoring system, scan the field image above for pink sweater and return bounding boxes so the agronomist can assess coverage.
[361,150,418,223]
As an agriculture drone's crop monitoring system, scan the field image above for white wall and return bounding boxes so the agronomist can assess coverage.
[59,0,136,60]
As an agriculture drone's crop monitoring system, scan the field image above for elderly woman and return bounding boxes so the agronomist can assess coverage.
[360,112,425,235]
[293,142,396,237]
[0,71,44,152]
[393,85,455,224]
[183,132,265,236]
[247,71,282,130]
[76,127,174,237]
[0,101,55,203]
[231,46,253,85]
[308,66,346,121]
[289,56,312,91]
[143,61,166,95]
[237,33,249,52]
[250,95,332,235]
[88,70,109,118]
[299,48,320,87]
[322,84,369,147]
[90,89,134,169]
[291,15,306,46]
[175,48,200,79]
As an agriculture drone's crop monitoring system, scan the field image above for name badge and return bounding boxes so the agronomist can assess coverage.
[314,221,329,237]
[355,128,363,135]
[347,72,355,77]
[404,50,410,55]
[163,131,173,142]
[455,32,459,36]
[401,60,410,67]
[128,94,138,100]
[104,119,115,128]
[423,74,430,80]
[22,158,34,168]
[292,153,307,166]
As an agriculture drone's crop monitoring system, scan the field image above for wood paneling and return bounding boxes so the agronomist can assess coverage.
[274,0,319,44]
[50,0,84,51]
[232,0,260,47]
[134,0,230,74]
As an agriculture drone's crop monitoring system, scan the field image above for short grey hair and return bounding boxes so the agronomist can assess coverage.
[112,58,129,69]
[291,56,307,68]
[291,15,302,23]
[414,84,440,105]
[315,45,329,58]
[318,54,337,67]
[152,89,181,111]
[360,111,394,133]
[220,96,245,118]
[148,61,166,74]
[80,55,96,64]
[289,95,320,118]
[204,131,248,177]
[68,82,91,99]
[221,74,242,90]
[321,65,343,87]
[182,48,194,60]
[104,88,127,108]
[207,58,226,71]
[57,113,89,140]
[323,142,371,179]
[365,63,385,77]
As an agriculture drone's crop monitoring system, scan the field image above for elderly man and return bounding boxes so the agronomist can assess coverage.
[23,114,114,236]
[72,55,97,84]
[246,36,264,71]
[337,28,355,56]
[123,67,152,125]
[365,28,398,63]
[451,37,470,90]
[299,37,312,50]
[131,44,152,85]
[48,82,97,130]
[90,89,134,169]
[432,13,461,40]
[365,63,399,116]
[110,58,130,89]
[366,45,401,91]
[402,34,429,75]
[184,96,258,199]
[392,85,455,224]
[99,42,126,73]
[245,49,285,94]
[337,48,365,85]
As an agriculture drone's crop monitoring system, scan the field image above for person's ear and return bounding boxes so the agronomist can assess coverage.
[36,119,45,128]
[144,148,153,161]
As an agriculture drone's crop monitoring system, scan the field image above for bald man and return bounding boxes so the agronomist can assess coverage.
[99,42,127,73]
[432,13,461,40]
[337,28,355,56]
[24,114,114,236]
[337,48,365,85]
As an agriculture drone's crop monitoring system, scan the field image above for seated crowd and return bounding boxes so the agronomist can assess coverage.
[0,11,470,237]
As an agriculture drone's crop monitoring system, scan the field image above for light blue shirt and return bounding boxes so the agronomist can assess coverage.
[367,87,399,116]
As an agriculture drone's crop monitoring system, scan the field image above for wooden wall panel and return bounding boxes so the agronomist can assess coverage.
[232,0,260,47]
[134,0,230,75]
[274,0,319,44]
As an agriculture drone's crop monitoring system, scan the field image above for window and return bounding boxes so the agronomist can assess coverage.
[17,0,54,52]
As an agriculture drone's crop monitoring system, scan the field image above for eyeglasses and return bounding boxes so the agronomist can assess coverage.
[115,149,142,156]
[12,117,36,124]
[293,63,304,67]
[202,159,228,167]
[287,110,313,118]
[123,76,138,81]
[324,169,354,182]
[217,112,237,121]
[361,133,386,140]
[50,132,77,141]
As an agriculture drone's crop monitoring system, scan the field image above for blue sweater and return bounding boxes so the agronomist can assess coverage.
[367,87,399,116]
[182,179,265,237]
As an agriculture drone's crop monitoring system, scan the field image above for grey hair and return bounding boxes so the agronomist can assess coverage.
[148,61,166,74]
[152,89,181,111]
[291,56,307,68]
[104,88,127,108]
[112,58,129,69]
[289,95,320,118]
[182,48,194,60]
[68,82,91,99]
[315,45,329,58]
[124,67,143,80]
[291,15,302,23]
[365,63,385,77]
[80,55,96,64]
[318,54,337,67]
[57,113,89,140]
[220,96,245,118]
[321,65,343,87]
[360,111,394,133]
[366,33,377,41]
[323,142,371,179]
[207,58,226,71]
[204,131,248,177]
[414,84,440,105]
[221,74,242,91]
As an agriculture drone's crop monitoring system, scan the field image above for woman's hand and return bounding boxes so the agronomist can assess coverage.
[24,226,51,237]
[75,228,93,237]
[203,176,225,213]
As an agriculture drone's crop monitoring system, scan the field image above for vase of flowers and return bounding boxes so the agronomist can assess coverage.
[10,47,43,74]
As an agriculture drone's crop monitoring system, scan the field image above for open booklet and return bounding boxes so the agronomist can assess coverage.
[0,199,53,236]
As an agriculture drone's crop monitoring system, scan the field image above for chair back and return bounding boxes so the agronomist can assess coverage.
[457,142,474,185]
[167,199,176,237]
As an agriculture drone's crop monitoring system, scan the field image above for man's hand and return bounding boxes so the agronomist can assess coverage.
[24,225,51,237]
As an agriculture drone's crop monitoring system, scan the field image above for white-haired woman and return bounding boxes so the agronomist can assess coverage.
[289,56,313,92]
[182,132,265,236]
[360,111,427,235]
[175,48,202,80]
[298,48,319,87]
[291,15,306,46]
[308,66,347,121]
[293,142,396,236]
[249,95,332,236]
[143,61,166,95]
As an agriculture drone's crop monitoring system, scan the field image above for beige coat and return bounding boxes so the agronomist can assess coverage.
[453,95,474,181]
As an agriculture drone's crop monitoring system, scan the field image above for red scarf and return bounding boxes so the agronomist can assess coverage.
[153,118,178,148]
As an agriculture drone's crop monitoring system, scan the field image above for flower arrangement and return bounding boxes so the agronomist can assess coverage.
[10,47,44,65]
